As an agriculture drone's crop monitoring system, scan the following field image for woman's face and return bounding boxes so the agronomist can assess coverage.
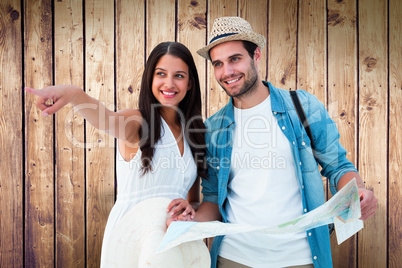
[151,54,191,108]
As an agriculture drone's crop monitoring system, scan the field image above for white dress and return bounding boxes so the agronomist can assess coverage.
[100,118,198,264]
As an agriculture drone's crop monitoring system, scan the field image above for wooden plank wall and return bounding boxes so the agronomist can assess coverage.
[0,0,400,267]
[54,0,85,266]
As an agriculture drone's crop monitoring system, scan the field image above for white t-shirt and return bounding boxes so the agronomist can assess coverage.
[219,95,312,268]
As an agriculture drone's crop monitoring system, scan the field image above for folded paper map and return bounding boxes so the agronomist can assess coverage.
[158,178,363,252]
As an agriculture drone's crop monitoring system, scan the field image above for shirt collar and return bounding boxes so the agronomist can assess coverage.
[219,98,235,128]
[263,81,286,113]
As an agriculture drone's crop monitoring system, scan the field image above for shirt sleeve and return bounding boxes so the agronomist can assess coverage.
[201,121,220,205]
[302,91,358,195]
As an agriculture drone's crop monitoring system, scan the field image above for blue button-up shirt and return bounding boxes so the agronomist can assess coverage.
[201,81,358,268]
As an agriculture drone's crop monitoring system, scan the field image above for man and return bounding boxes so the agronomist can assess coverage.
[192,17,378,268]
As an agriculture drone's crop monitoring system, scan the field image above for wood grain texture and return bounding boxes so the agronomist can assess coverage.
[388,0,402,266]
[85,0,115,266]
[54,0,85,266]
[24,0,54,266]
[116,0,145,111]
[239,0,268,82]
[297,0,327,103]
[327,0,358,266]
[0,0,23,266]
[206,0,237,118]
[0,1,400,266]
[358,0,388,266]
[177,0,207,118]
[267,0,297,90]
[146,0,175,57]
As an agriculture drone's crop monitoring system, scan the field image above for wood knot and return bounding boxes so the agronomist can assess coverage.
[364,96,377,111]
[351,16,357,27]
[10,10,20,21]
[178,21,184,30]
[189,16,206,30]
[280,76,286,85]
[280,63,295,85]
[128,85,133,94]
[190,0,199,7]
[328,11,345,26]
[363,57,377,72]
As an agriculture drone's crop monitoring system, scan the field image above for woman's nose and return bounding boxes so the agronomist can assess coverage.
[164,77,174,89]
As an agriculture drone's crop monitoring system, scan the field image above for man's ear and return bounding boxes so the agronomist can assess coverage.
[253,47,262,63]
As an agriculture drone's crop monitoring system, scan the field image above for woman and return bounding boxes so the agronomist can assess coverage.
[25,42,209,267]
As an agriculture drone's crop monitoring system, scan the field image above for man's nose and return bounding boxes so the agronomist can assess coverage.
[222,63,235,77]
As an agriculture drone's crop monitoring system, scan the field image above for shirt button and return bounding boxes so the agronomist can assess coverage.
[313,256,317,260]
[302,141,306,146]
[216,166,220,170]
[304,208,307,212]
[299,162,302,165]
[302,185,304,189]
[308,232,312,236]
[282,126,286,130]
[293,141,296,145]
[274,111,277,115]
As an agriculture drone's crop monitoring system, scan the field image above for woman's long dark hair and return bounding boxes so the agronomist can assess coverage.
[138,42,207,178]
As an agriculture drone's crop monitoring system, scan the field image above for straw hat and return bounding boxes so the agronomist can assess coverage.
[101,197,210,267]
[197,17,266,61]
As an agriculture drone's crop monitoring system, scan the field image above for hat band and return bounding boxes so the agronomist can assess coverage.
[209,32,238,44]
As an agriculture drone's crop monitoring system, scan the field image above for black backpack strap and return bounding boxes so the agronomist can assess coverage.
[289,90,315,151]
[290,90,335,235]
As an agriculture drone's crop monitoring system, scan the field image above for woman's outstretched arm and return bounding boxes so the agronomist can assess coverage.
[25,85,143,144]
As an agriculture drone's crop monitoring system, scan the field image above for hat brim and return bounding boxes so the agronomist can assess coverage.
[197,32,266,61]
[101,197,211,267]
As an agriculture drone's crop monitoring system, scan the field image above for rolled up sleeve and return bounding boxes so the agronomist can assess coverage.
[304,92,358,195]
[201,149,219,204]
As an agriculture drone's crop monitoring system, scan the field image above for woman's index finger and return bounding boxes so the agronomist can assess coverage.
[25,87,44,96]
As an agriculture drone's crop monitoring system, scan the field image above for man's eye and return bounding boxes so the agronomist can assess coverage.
[214,62,222,67]
[232,57,239,62]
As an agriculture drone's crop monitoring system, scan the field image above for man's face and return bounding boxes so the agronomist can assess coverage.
[209,41,259,99]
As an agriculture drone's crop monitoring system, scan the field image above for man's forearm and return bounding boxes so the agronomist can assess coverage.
[337,171,365,190]
[193,201,222,222]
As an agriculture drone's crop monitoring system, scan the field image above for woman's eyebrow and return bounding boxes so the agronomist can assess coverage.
[155,67,187,75]
[176,70,188,75]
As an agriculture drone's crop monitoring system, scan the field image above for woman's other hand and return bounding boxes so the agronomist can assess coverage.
[166,198,195,227]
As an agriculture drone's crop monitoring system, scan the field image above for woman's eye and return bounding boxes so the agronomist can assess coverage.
[176,74,184,78]
[156,72,165,76]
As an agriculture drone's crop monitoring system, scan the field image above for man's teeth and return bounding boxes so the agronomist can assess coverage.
[162,91,176,95]
[226,77,240,84]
